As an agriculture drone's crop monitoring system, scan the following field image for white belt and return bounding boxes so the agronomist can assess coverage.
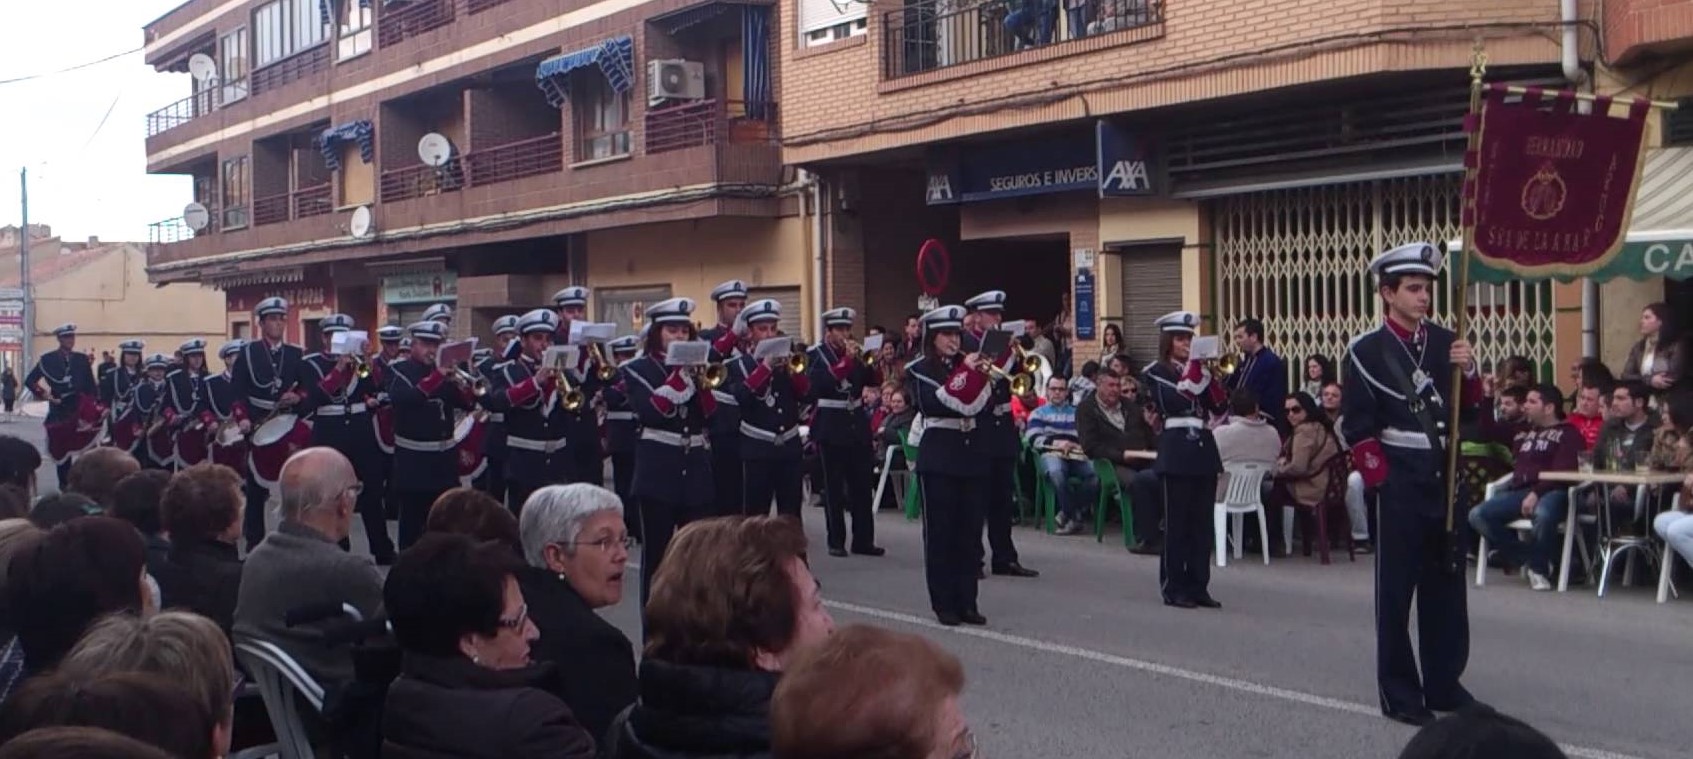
[606,411,636,422]
[315,405,368,417]
[395,436,454,452]
[248,398,276,411]
[1165,417,1204,430]
[992,402,1012,416]
[506,435,566,453]
[740,421,802,444]
[642,429,711,448]
[924,417,977,432]
[1381,428,1440,450]
[712,390,738,406]
[486,413,505,423]
[816,398,861,411]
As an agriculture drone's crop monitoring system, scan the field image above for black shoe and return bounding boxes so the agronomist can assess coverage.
[992,563,1039,578]
[1383,708,1437,727]
[936,611,963,627]
[851,546,886,557]
[1192,595,1222,609]
[1128,540,1162,556]
[827,547,849,558]
[1163,597,1197,609]
[960,611,987,625]
[1426,688,1480,713]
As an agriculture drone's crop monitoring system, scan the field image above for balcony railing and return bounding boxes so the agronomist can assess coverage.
[251,44,330,97]
[146,88,224,137]
[294,184,334,219]
[463,134,563,187]
[254,184,334,226]
[148,212,216,246]
[466,0,513,12]
[378,0,455,47]
[645,99,778,155]
[380,162,464,204]
[882,0,1163,77]
[253,194,290,226]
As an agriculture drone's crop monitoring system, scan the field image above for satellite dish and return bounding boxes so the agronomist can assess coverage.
[182,203,210,232]
[417,133,453,168]
[187,54,218,83]
[349,206,375,238]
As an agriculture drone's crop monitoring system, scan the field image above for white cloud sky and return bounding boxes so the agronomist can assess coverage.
[0,0,192,243]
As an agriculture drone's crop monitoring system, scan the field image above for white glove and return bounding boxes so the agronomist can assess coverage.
[732,313,750,338]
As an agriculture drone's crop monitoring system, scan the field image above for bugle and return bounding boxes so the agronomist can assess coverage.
[587,342,618,381]
[1011,343,1043,374]
[548,354,587,411]
[977,357,1034,397]
[450,367,489,398]
[696,362,728,390]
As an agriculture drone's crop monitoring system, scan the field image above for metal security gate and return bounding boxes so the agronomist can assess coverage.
[1213,175,1555,380]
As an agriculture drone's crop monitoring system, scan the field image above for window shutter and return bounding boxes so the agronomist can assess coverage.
[1117,245,1182,370]
[798,0,864,36]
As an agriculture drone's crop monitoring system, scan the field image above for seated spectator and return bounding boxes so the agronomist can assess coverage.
[1106,354,1134,382]
[0,726,176,759]
[1214,388,1284,550]
[1071,360,1099,404]
[1468,384,1583,591]
[874,385,916,477]
[1567,383,1607,451]
[380,533,596,759]
[26,491,101,529]
[1652,392,1693,571]
[516,484,637,745]
[56,611,237,758]
[1272,392,1344,553]
[0,436,41,503]
[0,487,26,522]
[1478,386,1530,450]
[156,464,246,634]
[5,517,151,681]
[109,470,172,579]
[1571,357,1615,396]
[427,487,522,557]
[0,671,216,759]
[1076,369,1161,555]
[65,448,141,511]
[1398,704,1567,759]
[0,519,42,703]
[233,447,383,690]
[1025,375,1098,535]
[1589,380,1658,519]
[1319,382,1342,424]
[608,516,834,759]
[1010,381,1043,430]
[771,625,971,759]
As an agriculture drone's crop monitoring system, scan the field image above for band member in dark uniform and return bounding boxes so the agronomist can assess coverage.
[373,324,405,373]
[906,305,991,626]
[230,297,308,548]
[134,354,174,471]
[962,291,1037,578]
[808,307,885,558]
[1142,311,1226,610]
[303,314,394,563]
[549,286,608,486]
[482,309,572,515]
[388,320,478,549]
[1341,242,1482,726]
[162,339,209,468]
[729,299,811,518]
[476,315,520,504]
[621,298,716,607]
[371,324,404,520]
[423,303,454,328]
[27,323,99,485]
[701,279,749,517]
[199,340,247,472]
[601,334,642,540]
[103,339,146,457]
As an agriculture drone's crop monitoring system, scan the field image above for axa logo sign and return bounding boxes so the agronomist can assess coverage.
[926,173,955,204]
[1095,120,1159,197]
[1101,160,1151,193]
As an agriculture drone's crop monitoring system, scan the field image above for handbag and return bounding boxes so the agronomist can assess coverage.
[1374,339,1469,575]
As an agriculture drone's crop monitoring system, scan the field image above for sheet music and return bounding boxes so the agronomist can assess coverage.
[664,340,711,366]
[568,321,619,344]
[437,339,477,367]
[996,319,1026,336]
[1190,335,1221,360]
[330,331,369,356]
[978,329,1010,357]
[861,333,885,352]
[754,337,791,360]
[542,345,580,369]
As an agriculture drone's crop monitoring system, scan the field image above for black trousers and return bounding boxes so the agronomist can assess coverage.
[710,435,743,518]
[985,456,1019,567]
[477,449,508,505]
[353,469,394,560]
[243,479,269,551]
[507,482,540,520]
[570,447,603,487]
[818,442,875,551]
[394,487,448,551]
[1159,473,1216,602]
[638,496,712,617]
[610,451,639,541]
[743,458,803,518]
[920,471,986,616]
[55,461,71,493]
[1375,482,1471,713]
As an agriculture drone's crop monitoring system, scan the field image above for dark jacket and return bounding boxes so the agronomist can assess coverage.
[606,660,777,759]
[155,538,244,635]
[1075,393,1155,469]
[516,566,637,745]
[233,520,384,687]
[381,653,596,759]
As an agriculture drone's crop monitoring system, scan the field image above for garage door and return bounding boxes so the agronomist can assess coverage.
[1116,244,1182,369]
[748,286,804,338]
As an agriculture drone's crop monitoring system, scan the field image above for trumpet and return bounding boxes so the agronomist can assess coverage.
[1205,353,1240,378]
[450,367,489,398]
[548,356,587,412]
[846,339,877,366]
[587,342,618,381]
[353,354,372,379]
[696,362,728,390]
[976,357,1034,397]
[787,350,809,374]
[1011,343,1043,374]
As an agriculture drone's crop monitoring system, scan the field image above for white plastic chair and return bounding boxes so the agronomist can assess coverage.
[871,443,900,512]
[234,639,325,759]
[1474,475,1594,589]
[1658,493,1683,604]
[1214,462,1271,567]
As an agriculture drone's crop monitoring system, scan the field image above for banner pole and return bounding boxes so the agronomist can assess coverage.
[1446,42,1487,535]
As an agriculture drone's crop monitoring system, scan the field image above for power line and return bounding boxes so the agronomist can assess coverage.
[78,92,125,153]
[0,47,143,87]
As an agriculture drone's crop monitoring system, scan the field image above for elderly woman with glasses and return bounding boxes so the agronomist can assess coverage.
[381,533,596,759]
[516,484,638,745]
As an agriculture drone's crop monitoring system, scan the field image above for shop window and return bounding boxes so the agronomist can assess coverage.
[574,75,631,162]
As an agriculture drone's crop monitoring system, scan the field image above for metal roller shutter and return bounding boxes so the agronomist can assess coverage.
[748,286,803,338]
[1117,245,1182,368]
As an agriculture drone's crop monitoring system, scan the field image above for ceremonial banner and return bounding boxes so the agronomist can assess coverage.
[1466,84,1650,282]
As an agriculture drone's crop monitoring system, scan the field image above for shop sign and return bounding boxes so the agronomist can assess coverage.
[1096,120,1157,197]
[383,271,457,304]
[926,125,1158,205]
[226,286,331,314]
[0,301,20,347]
[1074,269,1096,341]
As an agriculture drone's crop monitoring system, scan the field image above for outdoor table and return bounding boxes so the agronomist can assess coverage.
[1536,470,1684,592]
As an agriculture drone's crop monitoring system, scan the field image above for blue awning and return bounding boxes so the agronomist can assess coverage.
[534,36,635,109]
[317,0,371,26]
[317,120,375,172]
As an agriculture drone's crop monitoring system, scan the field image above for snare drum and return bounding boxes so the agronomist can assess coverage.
[454,414,488,482]
[250,413,309,489]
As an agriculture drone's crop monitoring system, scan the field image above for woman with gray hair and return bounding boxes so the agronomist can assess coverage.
[517,484,638,745]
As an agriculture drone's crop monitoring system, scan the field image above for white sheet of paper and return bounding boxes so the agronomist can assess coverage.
[665,340,711,366]
[330,331,369,356]
[542,345,579,369]
[1190,335,1221,360]
[754,337,792,360]
[997,319,1026,335]
[580,322,617,342]
[438,339,477,366]
[861,333,884,352]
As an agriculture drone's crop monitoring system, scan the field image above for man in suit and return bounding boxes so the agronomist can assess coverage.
[1075,368,1162,555]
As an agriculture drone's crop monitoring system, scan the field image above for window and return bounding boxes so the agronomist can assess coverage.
[803,17,867,47]
[231,321,250,339]
[798,0,866,46]
[222,156,250,230]
[253,0,329,68]
[338,0,372,60]
[598,286,673,336]
[220,28,249,104]
[574,75,631,162]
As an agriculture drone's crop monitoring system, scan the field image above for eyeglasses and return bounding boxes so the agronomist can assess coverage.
[498,603,529,631]
[1284,407,1304,414]
[565,535,635,552]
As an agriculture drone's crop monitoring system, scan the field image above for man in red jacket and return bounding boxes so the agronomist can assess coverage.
[1466,383,1584,591]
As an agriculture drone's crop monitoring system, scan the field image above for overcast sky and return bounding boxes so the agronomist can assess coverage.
[0,0,191,243]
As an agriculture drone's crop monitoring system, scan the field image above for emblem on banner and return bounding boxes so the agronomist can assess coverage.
[1520,164,1567,221]
[948,373,967,392]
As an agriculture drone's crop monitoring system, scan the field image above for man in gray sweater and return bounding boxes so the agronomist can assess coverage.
[233,446,385,689]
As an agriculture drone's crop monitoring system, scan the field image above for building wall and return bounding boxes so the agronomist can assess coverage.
[32,245,228,359]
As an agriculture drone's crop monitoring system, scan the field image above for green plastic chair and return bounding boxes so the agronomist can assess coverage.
[899,432,922,521]
[1093,458,1135,547]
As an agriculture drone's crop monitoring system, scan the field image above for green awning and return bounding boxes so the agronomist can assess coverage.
[1468,147,1693,283]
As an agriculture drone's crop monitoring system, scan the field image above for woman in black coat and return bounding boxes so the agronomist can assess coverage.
[381,534,596,759]
[155,463,246,634]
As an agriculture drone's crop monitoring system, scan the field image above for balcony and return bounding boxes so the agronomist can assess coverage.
[882,0,1163,77]
[146,89,223,138]
[252,45,331,97]
[253,184,333,227]
[148,211,216,246]
[462,134,564,187]
[646,99,778,155]
[378,0,456,48]
[466,0,513,12]
[380,163,465,204]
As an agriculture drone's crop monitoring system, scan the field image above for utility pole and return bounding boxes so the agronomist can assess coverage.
[18,168,31,378]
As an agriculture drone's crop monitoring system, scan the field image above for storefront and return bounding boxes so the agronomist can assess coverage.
[382,270,458,329]
[224,279,336,345]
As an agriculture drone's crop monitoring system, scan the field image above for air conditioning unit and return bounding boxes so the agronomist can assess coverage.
[647,59,705,105]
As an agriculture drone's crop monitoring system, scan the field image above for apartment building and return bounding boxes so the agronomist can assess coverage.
[142,0,809,347]
[780,0,1693,375]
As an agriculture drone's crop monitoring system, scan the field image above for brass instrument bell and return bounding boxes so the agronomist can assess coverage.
[1012,343,1043,374]
[697,362,728,389]
[588,342,618,381]
[550,354,586,411]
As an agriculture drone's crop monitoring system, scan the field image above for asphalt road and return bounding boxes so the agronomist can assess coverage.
[11,412,1687,758]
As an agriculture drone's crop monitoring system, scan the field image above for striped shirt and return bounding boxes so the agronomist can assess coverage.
[1025,401,1080,449]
